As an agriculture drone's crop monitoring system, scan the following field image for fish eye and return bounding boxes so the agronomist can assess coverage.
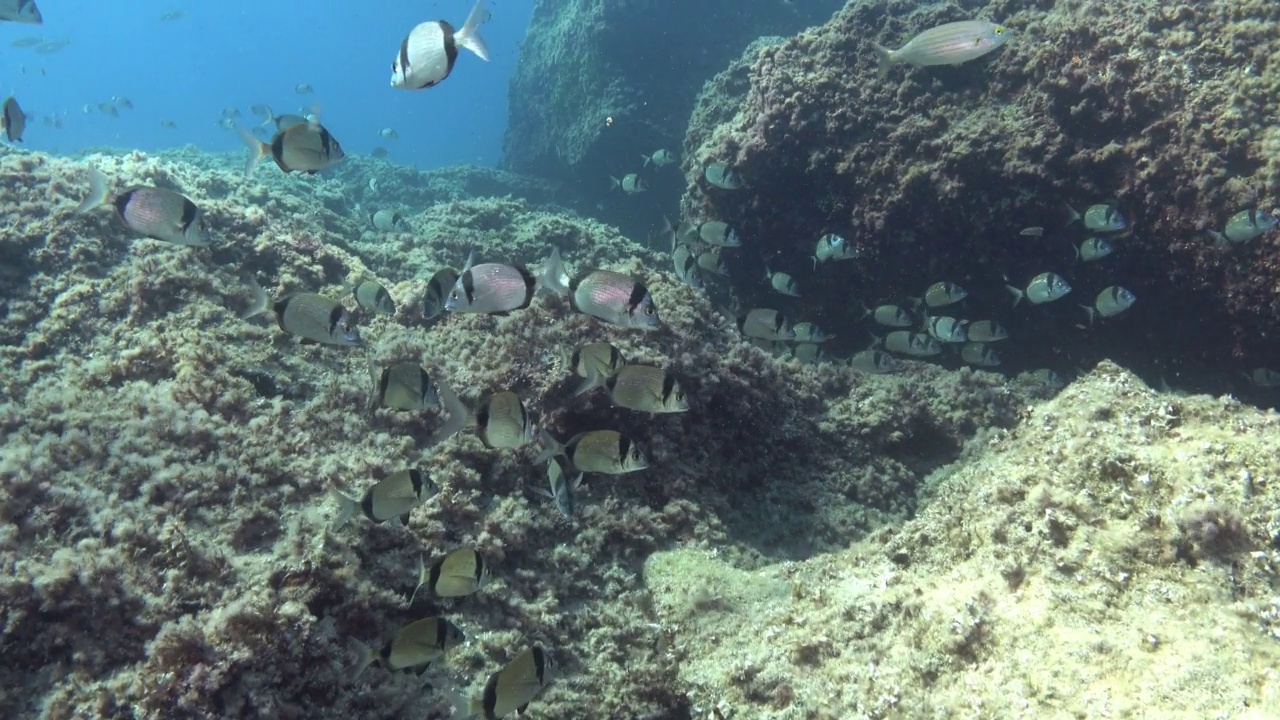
[630,449,642,461]
[675,391,685,401]
[449,290,460,300]
[995,27,1006,34]
[644,305,655,316]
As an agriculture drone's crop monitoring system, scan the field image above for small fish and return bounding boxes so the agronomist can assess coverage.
[883,331,941,357]
[791,343,825,365]
[249,104,272,118]
[423,267,459,319]
[9,36,39,46]
[926,316,967,343]
[412,548,490,603]
[642,149,677,167]
[159,119,177,129]
[610,173,648,194]
[350,616,464,679]
[1223,209,1278,244]
[0,0,40,24]
[2,96,26,142]
[1082,285,1136,322]
[960,342,1001,367]
[848,348,900,374]
[964,320,1008,342]
[864,304,914,328]
[391,0,490,90]
[97,102,119,117]
[738,308,794,341]
[814,233,858,264]
[370,361,438,410]
[605,365,689,414]
[672,244,704,290]
[704,161,742,190]
[453,646,556,720]
[1007,272,1072,306]
[75,168,212,246]
[698,220,740,247]
[564,342,627,396]
[239,119,345,176]
[370,208,408,231]
[1029,368,1066,390]
[541,456,583,518]
[923,281,968,308]
[159,10,184,21]
[696,250,729,277]
[446,259,537,315]
[1247,368,1280,388]
[294,83,314,94]
[329,469,438,528]
[1075,237,1114,262]
[1067,203,1127,233]
[539,428,648,475]
[765,266,800,297]
[371,146,390,158]
[352,280,396,315]
[221,107,242,119]
[871,20,1010,78]
[476,391,533,449]
[791,321,831,343]
[1019,226,1044,237]
[242,283,361,345]
[34,38,67,53]
[216,117,236,130]
[569,270,661,329]
[378,127,399,140]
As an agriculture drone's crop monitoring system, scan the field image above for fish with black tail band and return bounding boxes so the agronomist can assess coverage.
[961,342,1001,367]
[2,96,26,141]
[791,343,825,365]
[569,270,661,329]
[563,341,626,396]
[1067,203,1126,233]
[446,254,538,315]
[792,322,831,343]
[696,251,729,277]
[604,365,689,414]
[862,304,914,328]
[672,244,704,290]
[610,173,648,194]
[814,233,858,264]
[965,320,1008,342]
[1007,272,1071,306]
[539,456,582,518]
[1221,209,1278,244]
[698,220,740,247]
[450,645,557,720]
[871,20,1010,77]
[352,280,396,315]
[0,0,41,24]
[411,548,490,604]
[883,331,941,357]
[849,348,900,374]
[350,616,465,679]
[75,168,212,247]
[242,282,361,345]
[391,0,490,90]
[370,209,409,232]
[1075,236,1114,262]
[704,162,742,190]
[1082,285,1136,323]
[738,308,794,341]
[642,149,677,167]
[926,316,967,343]
[476,390,533,449]
[423,267,458,319]
[370,361,438,411]
[238,117,344,177]
[921,282,968,308]
[764,264,800,297]
[329,469,438,529]
[538,428,648,475]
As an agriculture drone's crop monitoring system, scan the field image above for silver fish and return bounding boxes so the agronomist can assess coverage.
[239,119,345,176]
[791,343,825,365]
[446,262,537,314]
[1223,209,1278,244]
[848,349,900,374]
[1068,203,1126,233]
[923,282,968,308]
[1083,285,1136,322]
[1247,368,1280,388]
[872,20,1010,78]
[76,169,212,247]
[370,208,408,231]
[961,342,1001,367]
[965,320,1008,342]
[642,149,677,167]
[814,233,859,263]
[1075,237,1114,262]
[865,304,914,327]
[611,173,648,193]
[539,429,647,475]
[927,315,967,343]
[704,162,742,190]
[672,244,704,290]
[391,0,490,90]
[569,270,661,329]
[352,280,396,315]
[476,390,533,449]
[698,220,740,247]
[458,646,556,720]
[791,321,831,343]
[0,1,41,25]
[1008,272,1071,306]
[371,361,438,410]
[330,468,437,528]
[543,456,582,518]
[423,267,458,319]
[412,548,490,601]
[378,127,399,140]
[605,365,689,414]
[738,308,794,341]
[766,267,800,297]
[242,285,361,346]
[884,331,941,357]
[350,616,464,679]
[2,96,26,142]
[696,251,729,276]
[564,342,626,396]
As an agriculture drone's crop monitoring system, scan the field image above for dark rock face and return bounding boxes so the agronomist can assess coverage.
[502,0,842,236]
[680,0,1280,398]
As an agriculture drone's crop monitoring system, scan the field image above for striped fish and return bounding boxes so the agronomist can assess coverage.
[872,20,1010,78]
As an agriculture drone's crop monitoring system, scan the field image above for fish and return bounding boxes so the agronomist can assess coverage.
[564,341,627,396]
[370,361,438,411]
[698,221,740,247]
[539,429,648,475]
[159,119,177,129]
[378,127,399,140]
[1067,203,1127,233]
[1075,237,1114,262]
[672,244,704,290]
[329,469,438,528]
[864,304,914,328]
[0,0,42,24]
[476,391,533,449]
[610,173,648,194]
[350,616,465,679]
[269,113,309,131]
[791,343,825,365]
[391,0,490,90]
[569,270,661,329]
[371,146,390,158]
[960,342,1001,367]
[370,208,409,231]
[642,149,677,167]
[926,315,967,343]
[765,267,800,297]
[1222,209,1278,244]
[883,331,941,357]
[221,107,242,119]
[159,10,184,21]
[605,365,689,414]
[1029,368,1066,390]
[871,20,1010,78]
[2,96,26,142]
[452,646,556,720]
[294,83,314,94]
[1247,368,1280,388]
[217,118,236,130]
[704,162,742,190]
[423,267,459,319]
[541,456,582,518]
[848,348,900,374]
[34,38,67,53]
[1082,285,1136,322]
[352,280,396,315]
[738,308,794,341]
[791,321,831,343]
[1007,272,1072,306]
[249,104,272,118]
[696,251,729,276]
[9,36,39,46]
[74,168,212,246]
[242,283,361,345]
[97,103,120,117]
[1019,226,1044,237]
[921,282,968,308]
[965,320,1008,342]
[112,96,133,110]
[239,118,345,177]
[445,258,538,315]
[814,233,858,264]
[412,548,490,603]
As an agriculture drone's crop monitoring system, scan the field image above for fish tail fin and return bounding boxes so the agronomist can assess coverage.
[1063,203,1081,226]
[348,637,376,680]
[427,375,467,447]
[241,277,271,320]
[238,129,267,178]
[74,166,108,215]
[457,0,490,61]
[538,247,569,295]
[1005,284,1024,308]
[1072,243,1081,262]
[367,357,382,411]
[1080,304,1097,326]
[328,488,359,530]
[609,175,620,190]
[408,553,428,606]
[534,427,563,465]
[871,42,893,79]
[571,364,602,397]
[642,154,652,167]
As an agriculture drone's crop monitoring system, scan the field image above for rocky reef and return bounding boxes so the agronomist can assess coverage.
[681,0,1280,400]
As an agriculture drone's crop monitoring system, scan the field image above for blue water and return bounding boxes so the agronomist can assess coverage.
[1,0,531,169]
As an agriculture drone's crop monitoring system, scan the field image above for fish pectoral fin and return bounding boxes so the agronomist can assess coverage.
[399,512,411,526]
